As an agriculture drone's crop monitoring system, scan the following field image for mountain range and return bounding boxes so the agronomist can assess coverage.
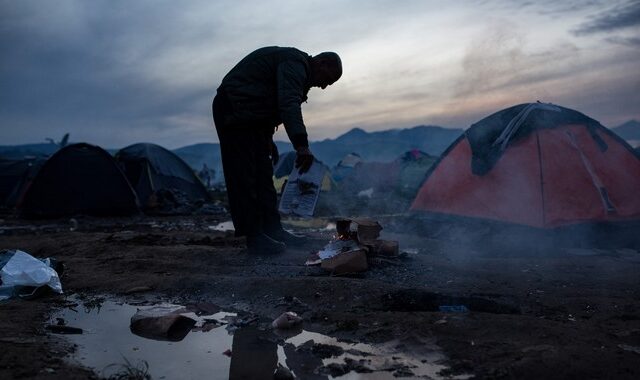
[611,120,640,141]
[174,125,463,181]
[1,120,638,182]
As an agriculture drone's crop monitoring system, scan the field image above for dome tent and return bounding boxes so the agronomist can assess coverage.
[19,143,139,218]
[411,102,640,228]
[332,152,363,182]
[0,157,45,209]
[115,143,210,208]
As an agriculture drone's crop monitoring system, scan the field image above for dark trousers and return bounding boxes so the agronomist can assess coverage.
[212,93,282,237]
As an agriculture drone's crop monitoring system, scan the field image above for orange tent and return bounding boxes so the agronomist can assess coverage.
[411,103,640,228]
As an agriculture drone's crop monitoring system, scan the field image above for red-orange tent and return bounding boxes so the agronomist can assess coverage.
[410,103,640,228]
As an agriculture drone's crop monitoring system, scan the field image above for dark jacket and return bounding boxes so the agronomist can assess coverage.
[217,46,311,147]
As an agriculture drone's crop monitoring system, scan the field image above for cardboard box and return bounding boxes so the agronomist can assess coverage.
[352,218,382,243]
[364,240,399,257]
[321,248,368,274]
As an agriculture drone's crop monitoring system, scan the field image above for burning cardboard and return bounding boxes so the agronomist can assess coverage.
[351,218,382,244]
[320,248,368,274]
[365,239,400,257]
[307,218,399,274]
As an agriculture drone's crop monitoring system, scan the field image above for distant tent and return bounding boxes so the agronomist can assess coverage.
[19,143,139,218]
[0,157,45,209]
[332,152,363,182]
[396,149,436,197]
[115,143,210,208]
[337,149,435,197]
[339,161,400,194]
[411,103,640,228]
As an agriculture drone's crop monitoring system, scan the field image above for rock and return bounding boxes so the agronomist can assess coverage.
[272,312,303,329]
[123,286,153,294]
[273,364,294,380]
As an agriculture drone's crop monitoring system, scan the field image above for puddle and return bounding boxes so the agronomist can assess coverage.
[281,331,470,379]
[50,296,470,379]
[50,298,236,379]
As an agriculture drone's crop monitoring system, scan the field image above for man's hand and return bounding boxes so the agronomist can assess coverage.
[295,146,314,174]
[270,141,279,166]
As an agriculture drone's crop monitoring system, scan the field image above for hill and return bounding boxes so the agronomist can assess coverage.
[611,120,640,140]
[0,143,60,159]
[612,120,640,148]
[172,143,224,182]
[308,125,462,166]
[170,125,463,182]
[0,125,463,183]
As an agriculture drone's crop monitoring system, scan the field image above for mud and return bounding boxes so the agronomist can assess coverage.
[1,214,640,379]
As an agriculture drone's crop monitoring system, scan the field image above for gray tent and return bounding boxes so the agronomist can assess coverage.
[115,143,210,208]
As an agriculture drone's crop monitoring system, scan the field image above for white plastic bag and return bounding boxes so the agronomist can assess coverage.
[0,250,63,295]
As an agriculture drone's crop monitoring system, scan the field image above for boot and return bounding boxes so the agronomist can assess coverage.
[246,233,286,254]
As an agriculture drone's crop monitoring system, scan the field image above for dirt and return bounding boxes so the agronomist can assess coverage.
[1,213,640,379]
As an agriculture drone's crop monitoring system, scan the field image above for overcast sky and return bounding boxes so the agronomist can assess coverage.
[1,0,639,148]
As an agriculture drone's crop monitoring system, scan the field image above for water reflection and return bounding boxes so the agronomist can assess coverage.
[229,327,278,379]
[51,297,469,379]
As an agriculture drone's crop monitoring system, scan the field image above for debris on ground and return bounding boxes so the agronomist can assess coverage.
[130,305,197,342]
[321,248,368,274]
[45,324,83,334]
[272,311,303,329]
[0,249,63,301]
[123,286,154,295]
[438,305,470,313]
[273,364,295,380]
[305,218,399,275]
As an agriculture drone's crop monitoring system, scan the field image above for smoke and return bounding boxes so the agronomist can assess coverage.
[455,22,527,99]
[314,125,640,255]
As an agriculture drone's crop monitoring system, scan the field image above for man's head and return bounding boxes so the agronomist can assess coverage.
[309,52,342,89]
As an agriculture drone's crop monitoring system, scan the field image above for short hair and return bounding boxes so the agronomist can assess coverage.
[315,52,342,80]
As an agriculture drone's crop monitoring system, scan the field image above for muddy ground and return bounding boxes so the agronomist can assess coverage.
[1,212,640,379]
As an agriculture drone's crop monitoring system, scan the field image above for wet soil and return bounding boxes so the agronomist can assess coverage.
[1,214,640,379]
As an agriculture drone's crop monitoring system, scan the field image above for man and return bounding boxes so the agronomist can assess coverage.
[212,46,342,254]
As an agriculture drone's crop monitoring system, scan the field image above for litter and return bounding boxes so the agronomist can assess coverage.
[273,364,294,380]
[130,305,197,342]
[365,240,400,257]
[317,239,359,260]
[357,188,374,198]
[209,221,235,232]
[321,248,368,275]
[351,218,382,243]
[306,218,399,275]
[0,249,63,301]
[123,286,153,295]
[438,305,469,313]
[272,312,303,329]
[45,324,83,334]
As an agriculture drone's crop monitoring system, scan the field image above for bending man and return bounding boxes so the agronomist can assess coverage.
[212,46,342,254]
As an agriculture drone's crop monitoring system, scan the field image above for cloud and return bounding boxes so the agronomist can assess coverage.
[605,35,640,46]
[572,1,640,35]
[1,0,639,148]
[453,23,583,99]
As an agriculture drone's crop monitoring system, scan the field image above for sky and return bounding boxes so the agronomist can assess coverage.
[1,0,639,149]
